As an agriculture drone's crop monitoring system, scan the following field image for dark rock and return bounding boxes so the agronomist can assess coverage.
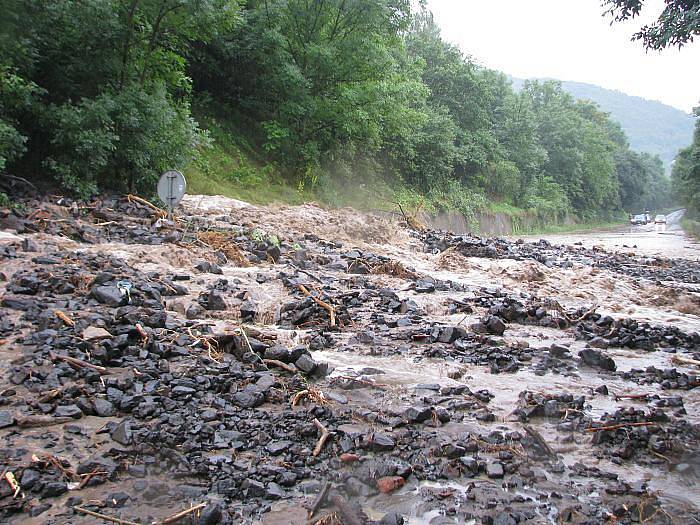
[243,478,266,498]
[20,469,40,489]
[0,410,15,428]
[295,354,317,374]
[28,503,52,517]
[403,405,432,424]
[233,389,264,409]
[186,303,205,319]
[367,432,395,452]
[486,316,506,336]
[54,404,83,419]
[486,462,504,479]
[92,286,127,307]
[266,441,292,456]
[379,513,405,525]
[198,502,223,525]
[93,399,116,417]
[579,349,616,371]
[264,345,290,363]
[42,481,68,497]
[111,420,133,445]
[265,482,285,500]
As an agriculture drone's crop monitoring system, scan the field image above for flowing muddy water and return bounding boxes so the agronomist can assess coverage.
[2,194,699,525]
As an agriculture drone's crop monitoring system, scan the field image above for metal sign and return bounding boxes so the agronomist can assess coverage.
[157,170,187,212]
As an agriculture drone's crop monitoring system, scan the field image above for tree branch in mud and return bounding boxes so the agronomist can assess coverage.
[74,506,140,525]
[159,502,207,524]
[54,309,75,327]
[585,422,659,432]
[264,359,297,373]
[298,284,336,327]
[312,418,331,456]
[308,481,332,519]
[49,351,108,375]
[671,355,700,367]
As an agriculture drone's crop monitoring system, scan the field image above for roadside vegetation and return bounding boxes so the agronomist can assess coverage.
[0,0,692,230]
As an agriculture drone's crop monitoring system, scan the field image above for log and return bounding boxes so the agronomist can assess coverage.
[308,481,332,519]
[73,506,140,525]
[16,415,74,428]
[671,355,700,367]
[159,502,207,524]
[263,359,297,373]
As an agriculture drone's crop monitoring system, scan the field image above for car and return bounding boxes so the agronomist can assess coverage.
[654,214,666,224]
[630,214,647,225]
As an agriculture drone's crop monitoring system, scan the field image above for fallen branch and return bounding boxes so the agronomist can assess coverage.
[614,393,650,401]
[49,351,108,375]
[264,359,297,374]
[328,375,387,389]
[671,355,700,367]
[298,284,336,327]
[74,506,140,525]
[158,502,207,525]
[126,194,167,219]
[16,415,74,428]
[585,422,658,432]
[292,388,328,407]
[312,418,330,457]
[308,481,332,519]
[54,310,75,327]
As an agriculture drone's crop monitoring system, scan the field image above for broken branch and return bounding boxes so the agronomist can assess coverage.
[49,351,108,375]
[312,418,330,457]
[585,422,658,432]
[298,284,336,327]
[74,506,140,525]
[54,309,75,327]
[264,359,297,373]
[671,355,700,367]
[158,502,207,524]
[126,194,167,218]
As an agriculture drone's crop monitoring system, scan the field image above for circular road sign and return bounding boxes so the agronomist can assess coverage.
[157,170,187,209]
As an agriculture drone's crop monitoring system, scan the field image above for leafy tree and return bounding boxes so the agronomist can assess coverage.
[672,106,700,214]
[603,0,700,49]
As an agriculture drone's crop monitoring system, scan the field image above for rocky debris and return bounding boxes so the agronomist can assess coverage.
[1,194,699,524]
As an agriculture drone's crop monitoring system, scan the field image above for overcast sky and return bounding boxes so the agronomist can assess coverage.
[426,0,700,113]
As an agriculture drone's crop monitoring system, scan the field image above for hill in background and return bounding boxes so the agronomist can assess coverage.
[511,78,695,172]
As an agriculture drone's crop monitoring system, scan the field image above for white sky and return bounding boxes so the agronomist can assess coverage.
[426,0,700,113]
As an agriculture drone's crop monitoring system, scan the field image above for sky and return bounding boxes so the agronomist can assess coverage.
[426,0,700,113]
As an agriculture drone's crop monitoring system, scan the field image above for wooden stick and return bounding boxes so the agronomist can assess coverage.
[298,284,336,327]
[585,422,658,432]
[74,506,140,525]
[312,418,330,457]
[158,502,207,524]
[126,194,167,218]
[263,359,297,373]
[49,351,108,375]
[308,481,332,519]
[16,415,74,428]
[54,310,75,327]
[671,355,700,367]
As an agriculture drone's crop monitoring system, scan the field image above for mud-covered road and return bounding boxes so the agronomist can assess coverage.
[1,195,699,525]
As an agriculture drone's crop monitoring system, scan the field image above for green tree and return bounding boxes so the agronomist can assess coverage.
[603,0,700,50]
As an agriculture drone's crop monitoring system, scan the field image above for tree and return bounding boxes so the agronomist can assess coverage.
[672,106,700,213]
[603,0,700,50]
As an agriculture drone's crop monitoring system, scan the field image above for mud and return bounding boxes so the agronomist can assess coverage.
[0,193,699,525]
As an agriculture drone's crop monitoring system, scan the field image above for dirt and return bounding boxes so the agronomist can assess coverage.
[0,194,699,525]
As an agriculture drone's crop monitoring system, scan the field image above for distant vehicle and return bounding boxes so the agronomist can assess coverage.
[654,214,667,224]
[630,214,647,225]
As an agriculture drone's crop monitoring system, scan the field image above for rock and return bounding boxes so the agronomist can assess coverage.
[198,503,223,525]
[20,469,40,489]
[266,441,292,456]
[367,432,395,452]
[486,462,504,479]
[379,513,405,525]
[265,482,285,500]
[243,478,266,498]
[376,476,405,494]
[83,326,113,341]
[240,299,257,321]
[295,354,317,374]
[111,420,133,445]
[186,303,205,319]
[42,481,68,497]
[264,345,290,363]
[588,336,609,349]
[579,349,617,371]
[105,491,130,507]
[486,316,506,336]
[403,405,432,423]
[549,344,570,358]
[340,453,360,464]
[54,404,83,419]
[233,389,265,408]
[93,399,116,417]
[205,291,227,311]
[438,326,467,343]
[0,410,15,428]
[28,503,52,517]
[91,286,127,307]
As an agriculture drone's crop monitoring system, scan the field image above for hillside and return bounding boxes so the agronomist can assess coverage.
[511,78,695,171]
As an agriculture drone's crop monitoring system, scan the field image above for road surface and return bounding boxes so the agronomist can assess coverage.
[515,209,700,260]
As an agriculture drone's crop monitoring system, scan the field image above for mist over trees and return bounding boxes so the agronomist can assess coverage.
[1,1,674,219]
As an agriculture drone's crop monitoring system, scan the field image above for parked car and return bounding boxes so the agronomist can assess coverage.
[630,214,647,225]
[654,214,667,224]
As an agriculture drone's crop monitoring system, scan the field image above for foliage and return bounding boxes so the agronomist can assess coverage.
[672,106,700,215]
[603,0,700,50]
[0,0,672,223]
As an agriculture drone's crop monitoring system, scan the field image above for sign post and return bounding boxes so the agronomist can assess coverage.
[157,170,187,219]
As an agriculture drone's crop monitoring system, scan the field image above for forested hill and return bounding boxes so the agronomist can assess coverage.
[511,78,695,171]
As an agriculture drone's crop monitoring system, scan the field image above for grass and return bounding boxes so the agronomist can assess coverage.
[520,219,626,235]
[682,217,700,240]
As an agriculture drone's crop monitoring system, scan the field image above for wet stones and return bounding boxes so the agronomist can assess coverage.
[0,410,15,428]
[111,420,133,445]
[486,461,505,479]
[54,405,83,419]
[366,432,395,452]
[91,285,128,307]
[403,405,433,424]
[578,349,617,371]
